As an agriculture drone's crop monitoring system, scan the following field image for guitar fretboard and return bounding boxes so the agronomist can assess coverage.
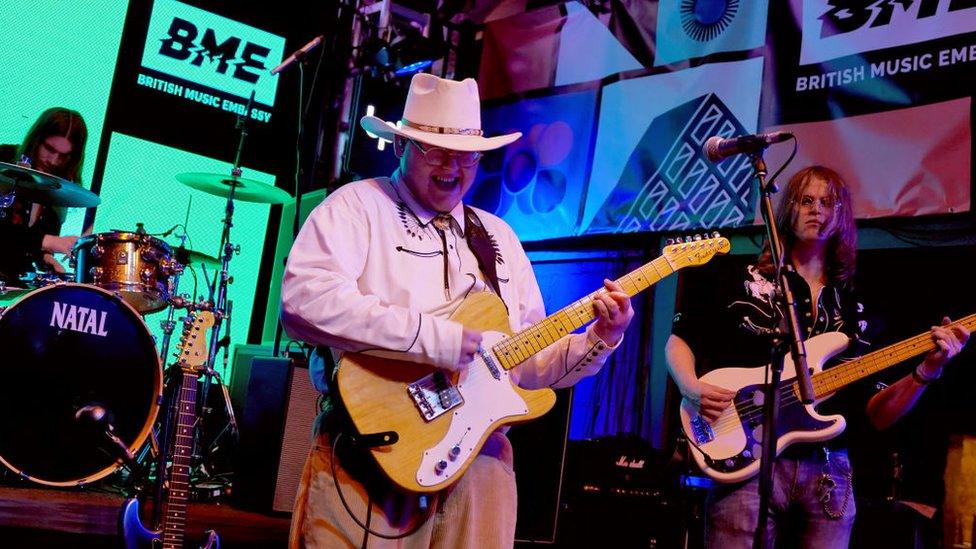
[491,255,675,370]
[162,370,198,549]
[806,313,976,397]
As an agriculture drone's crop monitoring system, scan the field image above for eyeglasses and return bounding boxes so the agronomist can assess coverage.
[407,139,482,167]
[795,195,840,210]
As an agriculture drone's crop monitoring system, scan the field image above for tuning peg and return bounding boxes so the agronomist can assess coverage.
[665,238,674,246]
[694,234,702,241]
[711,231,720,238]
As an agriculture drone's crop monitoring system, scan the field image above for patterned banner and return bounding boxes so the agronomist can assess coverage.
[473,0,974,240]
[480,1,641,100]
[655,0,770,66]
[469,88,599,242]
[582,58,764,234]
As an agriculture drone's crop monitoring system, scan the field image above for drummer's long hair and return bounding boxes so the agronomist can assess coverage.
[755,165,858,289]
[18,107,88,183]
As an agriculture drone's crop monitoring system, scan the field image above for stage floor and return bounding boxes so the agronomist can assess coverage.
[0,486,290,548]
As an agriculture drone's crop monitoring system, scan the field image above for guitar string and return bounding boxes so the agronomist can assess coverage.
[710,315,976,434]
[718,326,960,432]
[706,336,937,436]
[492,268,652,364]
[699,315,976,437]
[492,257,681,363]
[490,242,724,364]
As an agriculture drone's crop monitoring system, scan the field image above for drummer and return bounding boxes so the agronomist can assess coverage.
[0,108,87,283]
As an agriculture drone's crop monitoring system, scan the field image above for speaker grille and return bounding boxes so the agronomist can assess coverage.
[273,367,319,512]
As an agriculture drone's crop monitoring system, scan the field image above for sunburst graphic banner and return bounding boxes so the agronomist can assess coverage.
[655,0,769,66]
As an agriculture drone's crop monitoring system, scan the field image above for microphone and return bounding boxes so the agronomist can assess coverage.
[703,131,793,162]
[76,404,136,464]
[271,35,324,75]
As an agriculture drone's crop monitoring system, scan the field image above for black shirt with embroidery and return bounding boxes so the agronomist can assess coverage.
[672,257,876,452]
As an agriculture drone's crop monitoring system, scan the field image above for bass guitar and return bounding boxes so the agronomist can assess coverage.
[680,313,976,483]
[339,235,731,492]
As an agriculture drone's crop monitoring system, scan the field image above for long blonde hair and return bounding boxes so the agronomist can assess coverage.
[756,165,857,288]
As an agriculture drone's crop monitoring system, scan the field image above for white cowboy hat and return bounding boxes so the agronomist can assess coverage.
[360,73,521,152]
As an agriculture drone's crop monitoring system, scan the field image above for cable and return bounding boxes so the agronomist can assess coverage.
[304,46,327,119]
[329,432,435,541]
[765,136,798,191]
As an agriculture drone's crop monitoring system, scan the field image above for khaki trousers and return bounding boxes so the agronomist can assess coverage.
[289,429,518,549]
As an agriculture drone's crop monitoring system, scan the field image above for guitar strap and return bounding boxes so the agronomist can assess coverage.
[462,205,503,299]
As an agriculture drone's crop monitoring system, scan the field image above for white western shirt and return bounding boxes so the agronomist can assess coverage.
[281,176,618,392]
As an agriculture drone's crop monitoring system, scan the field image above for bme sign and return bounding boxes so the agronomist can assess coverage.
[141,0,286,106]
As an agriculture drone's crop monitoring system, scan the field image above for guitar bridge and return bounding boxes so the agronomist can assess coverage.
[690,415,715,444]
[407,371,464,422]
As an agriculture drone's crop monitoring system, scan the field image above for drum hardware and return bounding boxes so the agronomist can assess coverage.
[203,299,240,458]
[164,93,292,492]
[157,218,194,364]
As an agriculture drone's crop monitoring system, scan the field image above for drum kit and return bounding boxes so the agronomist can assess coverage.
[0,158,292,492]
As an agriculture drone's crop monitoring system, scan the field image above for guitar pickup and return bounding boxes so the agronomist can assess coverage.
[690,415,715,444]
[407,372,464,422]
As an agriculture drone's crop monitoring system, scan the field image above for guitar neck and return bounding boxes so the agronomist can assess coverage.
[808,313,976,398]
[161,370,199,549]
[492,255,674,370]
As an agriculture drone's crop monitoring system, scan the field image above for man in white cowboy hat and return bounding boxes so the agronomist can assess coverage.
[280,73,633,548]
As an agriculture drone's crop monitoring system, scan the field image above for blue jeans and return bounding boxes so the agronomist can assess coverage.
[706,448,856,549]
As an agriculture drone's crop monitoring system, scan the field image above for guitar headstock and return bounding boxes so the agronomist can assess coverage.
[662,232,731,270]
[177,311,215,372]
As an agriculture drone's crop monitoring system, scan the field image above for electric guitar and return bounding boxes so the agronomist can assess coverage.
[120,311,220,549]
[338,234,731,493]
[680,313,976,483]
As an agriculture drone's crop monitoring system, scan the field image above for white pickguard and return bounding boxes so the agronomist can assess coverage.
[416,331,528,487]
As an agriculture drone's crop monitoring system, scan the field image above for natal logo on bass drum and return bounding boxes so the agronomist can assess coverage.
[49,301,109,336]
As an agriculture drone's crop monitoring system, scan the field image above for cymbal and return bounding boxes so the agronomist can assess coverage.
[0,162,101,208]
[171,246,221,267]
[176,172,292,204]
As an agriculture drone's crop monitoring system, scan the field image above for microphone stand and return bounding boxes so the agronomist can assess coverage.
[751,151,815,548]
[272,55,311,357]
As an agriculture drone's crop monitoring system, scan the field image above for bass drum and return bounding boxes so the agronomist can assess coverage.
[0,283,161,486]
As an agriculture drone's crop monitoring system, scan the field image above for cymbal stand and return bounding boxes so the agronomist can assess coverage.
[194,91,253,480]
[159,229,191,362]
